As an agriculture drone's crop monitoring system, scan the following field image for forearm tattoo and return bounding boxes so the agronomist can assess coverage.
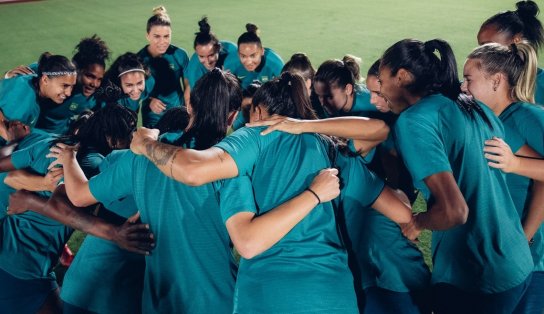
[145,140,179,166]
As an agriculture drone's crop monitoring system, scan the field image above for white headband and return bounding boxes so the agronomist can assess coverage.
[42,71,77,76]
[118,69,146,78]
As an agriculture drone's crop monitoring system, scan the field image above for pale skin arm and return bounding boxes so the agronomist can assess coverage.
[183,78,191,107]
[371,186,413,225]
[226,168,340,259]
[484,137,544,181]
[401,171,468,241]
[246,115,390,156]
[4,168,63,192]
[148,97,167,114]
[47,144,97,207]
[130,127,239,186]
[4,65,35,79]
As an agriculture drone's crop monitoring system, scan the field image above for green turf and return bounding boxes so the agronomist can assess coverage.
[0,0,541,75]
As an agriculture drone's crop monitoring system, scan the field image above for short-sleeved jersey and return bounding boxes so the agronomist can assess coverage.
[0,75,40,127]
[335,153,430,293]
[215,127,358,313]
[499,101,544,272]
[36,87,97,135]
[61,150,144,314]
[535,68,544,106]
[184,41,237,88]
[88,148,253,313]
[138,45,189,128]
[394,93,533,293]
[223,47,284,88]
[0,140,103,280]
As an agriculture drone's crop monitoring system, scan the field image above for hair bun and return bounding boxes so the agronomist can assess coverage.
[516,0,539,18]
[245,23,259,34]
[198,17,211,34]
[152,5,167,16]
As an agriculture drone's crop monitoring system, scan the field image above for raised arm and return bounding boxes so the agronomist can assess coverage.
[130,127,239,186]
[246,116,389,156]
[401,171,468,241]
[226,168,340,259]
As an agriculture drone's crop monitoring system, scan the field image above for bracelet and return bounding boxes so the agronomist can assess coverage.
[306,188,321,204]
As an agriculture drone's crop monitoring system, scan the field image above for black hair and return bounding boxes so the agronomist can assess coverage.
[314,55,361,90]
[96,52,148,103]
[252,72,317,119]
[237,23,262,47]
[54,104,137,156]
[282,53,316,82]
[241,80,262,122]
[156,106,190,134]
[193,16,221,53]
[72,34,110,70]
[381,38,491,126]
[367,59,381,78]
[146,6,171,33]
[481,0,544,52]
[36,52,76,78]
[177,69,242,150]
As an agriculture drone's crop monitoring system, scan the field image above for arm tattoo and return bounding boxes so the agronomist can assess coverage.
[145,140,179,166]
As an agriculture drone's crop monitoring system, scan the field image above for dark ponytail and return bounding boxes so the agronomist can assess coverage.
[252,72,317,120]
[179,69,242,150]
[193,16,221,52]
[381,39,491,126]
[481,0,543,53]
[314,55,360,90]
[282,53,316,82]
[237,23,262,47]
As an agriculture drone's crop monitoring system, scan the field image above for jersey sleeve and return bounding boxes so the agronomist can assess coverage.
[214,127,262,176]
[218,175,257,223]
[394,111,451,182]
[88,151,135,205]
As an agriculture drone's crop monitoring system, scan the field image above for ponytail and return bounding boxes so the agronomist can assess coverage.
[146,6,171,33]
[193,16,220,51]
[237,23,262,47]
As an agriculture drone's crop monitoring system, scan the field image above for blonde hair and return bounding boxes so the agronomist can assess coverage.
[147,5,171,32]
[468,41,537,103]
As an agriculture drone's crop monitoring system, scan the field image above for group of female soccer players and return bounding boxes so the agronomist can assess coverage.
[0,1,544,313]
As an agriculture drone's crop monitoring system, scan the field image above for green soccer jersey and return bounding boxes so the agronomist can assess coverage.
[36,87,97,135]
[499,101,544,272]
[88,147,253,313]
[223,47,284,89]
[335,153,430,293]
[394,93,533,293]
[138,45,189,128]
[184,41,237,88]
[61,150,144,314]
[0,139,103,280]
[0,75,40,127]
[215,127,358,313]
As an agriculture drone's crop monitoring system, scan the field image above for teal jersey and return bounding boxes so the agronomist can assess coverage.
[349,85,378,117]
[0,139,103,280]
[335,153,430,293]
[184,41,237,88]
[36,87,96,135]
[0,129,52,220]
[0,75,40,127]
[138,45,189,128]
[499,101,544,272]
[215,127,358,313]
[223,47,284,88]
[394,93,533,293]
[88,148,253,313]
[61,150,144,314]
[535,68,544,106]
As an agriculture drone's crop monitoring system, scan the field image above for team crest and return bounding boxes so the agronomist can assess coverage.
[69,103,79,111]
[170,63,175,70]
[262,76,269,82]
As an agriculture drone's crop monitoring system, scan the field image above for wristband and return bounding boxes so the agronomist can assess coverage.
[306,188,321,204]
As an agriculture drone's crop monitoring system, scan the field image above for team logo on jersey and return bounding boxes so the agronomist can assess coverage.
[69,103,79,111]
[262,76,269,82]
[238,75,246,80]
[170,63,175,70]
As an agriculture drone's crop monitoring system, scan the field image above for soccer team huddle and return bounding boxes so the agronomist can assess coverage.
[0,1,543,313]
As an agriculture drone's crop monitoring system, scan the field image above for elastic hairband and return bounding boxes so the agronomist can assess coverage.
[42,71,77,76]
[118,69,146,77]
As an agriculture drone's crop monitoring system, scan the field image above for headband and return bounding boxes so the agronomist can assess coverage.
[42,71,77,76]
[118,68,146,78]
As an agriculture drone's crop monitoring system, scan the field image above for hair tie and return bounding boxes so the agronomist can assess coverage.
[118,68,146,78]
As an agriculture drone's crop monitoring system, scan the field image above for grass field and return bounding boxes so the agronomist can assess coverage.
[0,0,538,274]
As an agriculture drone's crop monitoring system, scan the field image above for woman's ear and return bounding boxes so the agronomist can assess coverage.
[396,68,414,87]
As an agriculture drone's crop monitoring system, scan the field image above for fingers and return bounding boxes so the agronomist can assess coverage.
[320,168,339,176]
[127,211,141,224]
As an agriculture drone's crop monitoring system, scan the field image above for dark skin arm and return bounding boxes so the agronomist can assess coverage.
[8,185,155,255]
[401,171,468,240]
